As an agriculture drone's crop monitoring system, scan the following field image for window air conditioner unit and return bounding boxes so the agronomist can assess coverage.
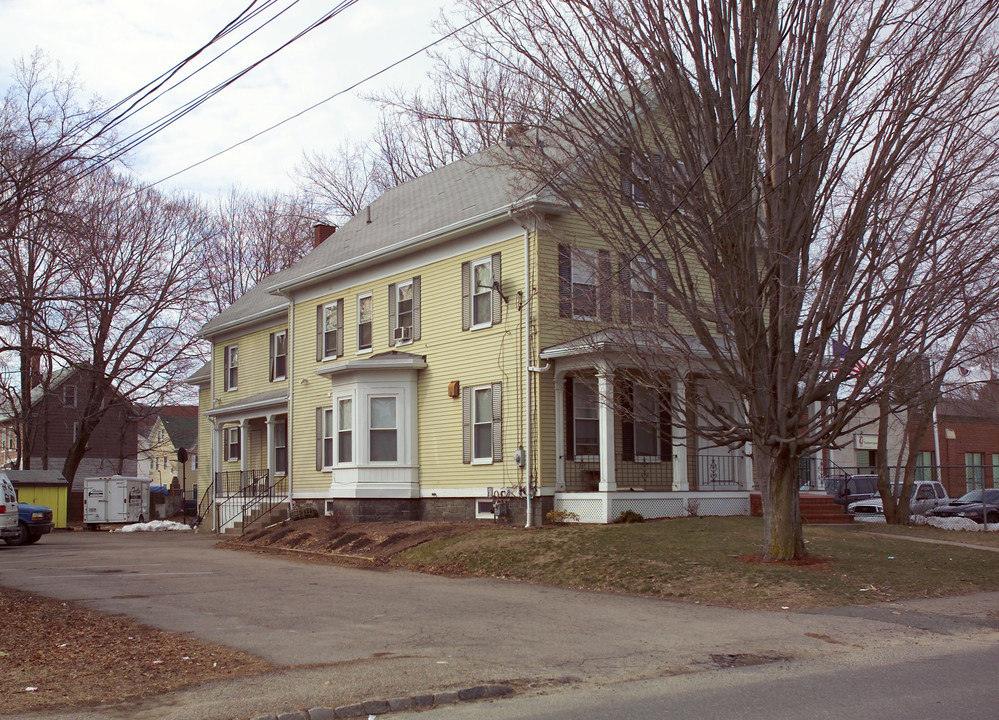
[394,326,412,342]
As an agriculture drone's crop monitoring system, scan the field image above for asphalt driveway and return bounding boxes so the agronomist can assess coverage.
[2,530,995,720]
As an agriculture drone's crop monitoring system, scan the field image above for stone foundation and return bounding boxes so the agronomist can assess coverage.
[311,495,553,525]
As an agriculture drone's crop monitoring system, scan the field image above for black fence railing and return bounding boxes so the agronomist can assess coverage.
[562,454,746,492]
[217,469,271,496]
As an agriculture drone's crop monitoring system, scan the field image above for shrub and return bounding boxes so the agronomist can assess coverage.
[546,509,581,524]
[613,510,644,524]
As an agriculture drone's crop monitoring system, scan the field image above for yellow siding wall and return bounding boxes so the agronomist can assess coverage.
[291,233,528,495]
[214,323,288,472]
[197,385,212,491]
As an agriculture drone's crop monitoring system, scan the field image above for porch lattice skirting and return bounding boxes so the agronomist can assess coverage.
[554,492,750,524]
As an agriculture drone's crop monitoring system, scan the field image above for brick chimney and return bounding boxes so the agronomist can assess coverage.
[313,223,337,248]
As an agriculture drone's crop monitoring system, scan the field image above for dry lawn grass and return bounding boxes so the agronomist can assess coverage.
[0,585,273,715]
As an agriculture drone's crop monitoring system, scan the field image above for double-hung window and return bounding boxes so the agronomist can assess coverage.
[632,385,660,461]
[369,397,397,462]
[357,294,372,352]
[966,452,985,491]
[226,426,241,462]
[337,398,352,463]
[317,300,343,361]
[573,379,600,459]
[388,277,420,345]
[630,257,656,325]
[63,385,77,407]
[274,420,288,474]
[318,408,335,469]
[558,245,610,321]
[223,345,238,391]
[463,383,503,464]
[269,330,287,381]
[462,254,502,331]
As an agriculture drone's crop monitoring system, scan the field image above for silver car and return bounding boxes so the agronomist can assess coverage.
[847,480,949,521]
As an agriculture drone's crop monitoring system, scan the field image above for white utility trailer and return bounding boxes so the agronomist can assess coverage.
[83,475,151,529]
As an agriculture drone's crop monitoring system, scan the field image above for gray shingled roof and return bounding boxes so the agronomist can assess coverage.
[162,415,199,451]
[199,145,548,338]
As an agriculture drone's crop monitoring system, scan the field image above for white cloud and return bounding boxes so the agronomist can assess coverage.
[2,0,446,200]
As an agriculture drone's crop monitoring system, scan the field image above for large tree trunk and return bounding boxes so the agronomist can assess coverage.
[757,448,806,561]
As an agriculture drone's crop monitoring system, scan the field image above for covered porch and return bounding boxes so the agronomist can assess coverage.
[206,389,290,533]
[541,333,753,523]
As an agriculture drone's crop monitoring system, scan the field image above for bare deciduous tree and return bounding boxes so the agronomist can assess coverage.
[0,52,107,468]
[440,0,999,558]
[200,188,320,316]
[54,169,211,484]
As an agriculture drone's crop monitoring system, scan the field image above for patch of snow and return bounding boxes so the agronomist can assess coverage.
[912,515,999,532]
[116,520,192,533]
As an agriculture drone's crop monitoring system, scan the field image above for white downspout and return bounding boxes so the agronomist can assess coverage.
[523,220,534,527]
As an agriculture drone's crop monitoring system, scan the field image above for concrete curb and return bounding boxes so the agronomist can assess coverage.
[250,683,516,720]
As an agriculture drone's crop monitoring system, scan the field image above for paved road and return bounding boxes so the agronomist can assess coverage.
[416,640,999,719]
[2,531,996,720]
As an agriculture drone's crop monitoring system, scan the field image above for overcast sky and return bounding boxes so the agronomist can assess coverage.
[1,0,449,200]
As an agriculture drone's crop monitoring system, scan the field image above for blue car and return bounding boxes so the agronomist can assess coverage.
[4,502,54,546]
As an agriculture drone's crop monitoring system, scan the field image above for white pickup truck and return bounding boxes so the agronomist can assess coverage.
[847,480,949,521]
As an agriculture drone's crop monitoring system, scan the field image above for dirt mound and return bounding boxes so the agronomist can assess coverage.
[229,517,487,560]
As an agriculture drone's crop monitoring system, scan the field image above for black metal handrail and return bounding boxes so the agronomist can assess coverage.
[215,471,289,534]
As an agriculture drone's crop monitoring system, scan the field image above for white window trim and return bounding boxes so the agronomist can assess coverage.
[357,293,373,354]
[470,385,494,464]
[321,408,335,470]
[272,330,288,381]
[226,427,240,462]
[632,385,661,463]
[573,378,600,461]
[336,396,354,465]
[225,345,238,391]
[368,394,400,464]
[470,258,493,330]
[571,248,600,322]
[394,280,414,346]
[322,302,339,361]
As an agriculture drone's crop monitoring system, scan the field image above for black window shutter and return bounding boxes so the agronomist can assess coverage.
[491,252,502,324]
[461,261,471,331]
[336,299,344,357]
[223,346,230,390]
[268,332,275,382]
[558,244,572,318]
[413,276,421,340]
[620,149,633,203]
[315,407,323,471]
[316,305,323,362]
[659,389,672,460]
[491,381,503,462]
[618,254,631,325]
[598,250,612,321]
[564,376,575,460]
[656,261,670,321]
[388,284,396,344]
[462,387,471,464]
[620,377,634,462]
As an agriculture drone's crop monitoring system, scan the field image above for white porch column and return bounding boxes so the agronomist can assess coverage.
[265,414,277,484]
[672,376,689,491]
[239,418,250,474]
[214,422,225,495]
[553,371,566,492]
[596,363,616,492]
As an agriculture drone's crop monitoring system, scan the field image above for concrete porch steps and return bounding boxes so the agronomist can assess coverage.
[223,502,291,536]
[750,492,853,524]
